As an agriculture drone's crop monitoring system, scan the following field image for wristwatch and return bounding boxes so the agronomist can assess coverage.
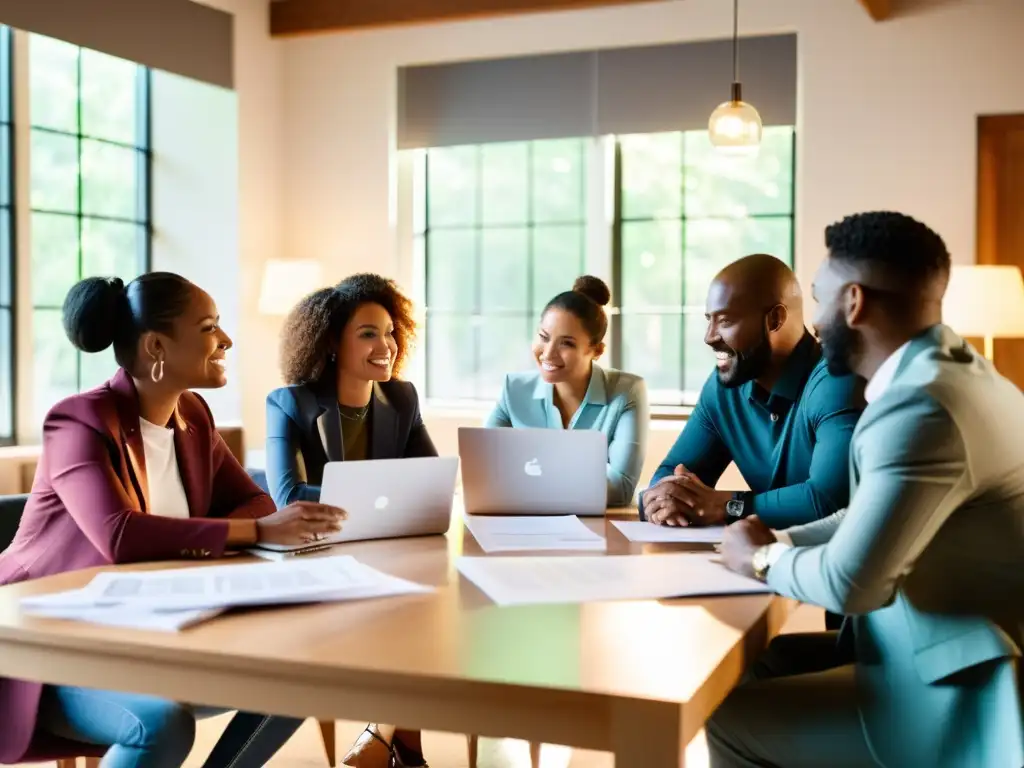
[752,545,772,582]
[725,491,749,519]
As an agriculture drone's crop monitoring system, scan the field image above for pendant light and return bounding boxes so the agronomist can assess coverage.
[708,0,762,155]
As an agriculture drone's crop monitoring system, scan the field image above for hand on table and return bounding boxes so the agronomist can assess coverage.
[719,516,776,578]
[642,465,731,526]
[256,502,347,546]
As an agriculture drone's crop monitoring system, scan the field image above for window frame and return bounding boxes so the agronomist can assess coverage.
[609,128,798,405]
[0,26,15,446]
[414,128,797,409]
[28,38,152,403]
[417,139,590,403]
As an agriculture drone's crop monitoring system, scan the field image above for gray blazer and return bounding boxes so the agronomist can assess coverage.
[265,380,437,508]
[769,325,1024,767]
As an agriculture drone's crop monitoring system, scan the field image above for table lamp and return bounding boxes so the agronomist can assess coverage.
[257,259,324,315]
[942,264,1024,361]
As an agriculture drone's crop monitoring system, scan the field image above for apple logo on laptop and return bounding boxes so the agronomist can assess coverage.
[374,496,389,510]
[524,458,542,477]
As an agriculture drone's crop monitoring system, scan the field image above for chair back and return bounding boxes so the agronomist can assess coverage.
[246,468,270,495]
[0,494,29,551]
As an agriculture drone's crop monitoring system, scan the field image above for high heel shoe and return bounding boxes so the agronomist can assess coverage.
[341,725,395,768]
[341,725,429,767]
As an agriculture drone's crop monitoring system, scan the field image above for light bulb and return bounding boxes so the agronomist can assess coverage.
[708,83,762,156]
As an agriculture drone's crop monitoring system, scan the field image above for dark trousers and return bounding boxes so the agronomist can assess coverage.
[705,633,875,767]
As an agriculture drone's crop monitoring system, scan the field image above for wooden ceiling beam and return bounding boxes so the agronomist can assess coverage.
[857,0,892,21]
[270,0,668,37]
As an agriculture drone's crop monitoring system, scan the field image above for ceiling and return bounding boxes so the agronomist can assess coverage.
[269,0,891,37]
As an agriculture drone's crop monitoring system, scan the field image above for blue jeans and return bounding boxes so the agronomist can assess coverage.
[39,685,304,768]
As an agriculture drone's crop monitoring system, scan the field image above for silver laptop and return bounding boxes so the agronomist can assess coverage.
[458,427,607,516]
[255,456,459,552]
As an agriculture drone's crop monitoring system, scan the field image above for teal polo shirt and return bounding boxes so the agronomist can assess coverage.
[643,333,863,528]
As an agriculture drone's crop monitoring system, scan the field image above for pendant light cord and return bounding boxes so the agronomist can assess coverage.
[732,0,739,83]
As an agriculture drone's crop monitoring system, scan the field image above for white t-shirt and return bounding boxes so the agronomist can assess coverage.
[139,418,191,519]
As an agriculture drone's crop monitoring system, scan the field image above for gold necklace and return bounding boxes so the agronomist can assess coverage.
[339,403,369,421]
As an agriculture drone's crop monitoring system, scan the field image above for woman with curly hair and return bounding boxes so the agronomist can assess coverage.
[265,272,436,767]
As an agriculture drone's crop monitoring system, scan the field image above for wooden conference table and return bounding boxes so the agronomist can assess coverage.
[0,505,790,767]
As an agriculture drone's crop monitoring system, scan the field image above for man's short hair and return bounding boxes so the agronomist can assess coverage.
[825,211,951,296]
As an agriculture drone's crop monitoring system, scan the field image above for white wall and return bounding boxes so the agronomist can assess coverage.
[193,0,284,457]
[151,71,241,423]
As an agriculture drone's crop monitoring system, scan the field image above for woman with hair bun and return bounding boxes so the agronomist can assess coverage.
[486,275,649,506]
[0,273,344,768]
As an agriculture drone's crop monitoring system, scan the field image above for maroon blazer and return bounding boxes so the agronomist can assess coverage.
[0,369,275,764]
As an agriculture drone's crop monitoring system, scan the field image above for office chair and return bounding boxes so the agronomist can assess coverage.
[0,493,101,768]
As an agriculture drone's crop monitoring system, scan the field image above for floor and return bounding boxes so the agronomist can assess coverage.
[26,606,822,768]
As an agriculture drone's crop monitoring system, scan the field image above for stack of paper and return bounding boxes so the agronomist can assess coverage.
[611,521,725,544]
[20,556,432,631]
[463,515,605,553]
[456,552,771,606]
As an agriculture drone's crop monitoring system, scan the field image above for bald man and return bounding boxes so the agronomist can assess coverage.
[640,254,864,531]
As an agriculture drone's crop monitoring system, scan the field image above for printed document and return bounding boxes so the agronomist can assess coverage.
[463,515,605,553]
[21,556,432,613]
[611,521,725,544]
[21,595,222,632]
[456,552,771,606]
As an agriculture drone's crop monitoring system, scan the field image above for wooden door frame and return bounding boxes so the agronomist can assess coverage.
[977,114,1024,266]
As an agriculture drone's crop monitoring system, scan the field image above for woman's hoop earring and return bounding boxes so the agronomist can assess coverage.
[150,358,164,383]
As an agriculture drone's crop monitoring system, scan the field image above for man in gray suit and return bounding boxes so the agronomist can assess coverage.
[711,211,1024,767]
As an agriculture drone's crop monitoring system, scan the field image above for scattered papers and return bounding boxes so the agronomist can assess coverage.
[20,555,433,629]
[22,595,222,632]
[463,515,605,553]
[611,521,725,544]
[456,552,771,606]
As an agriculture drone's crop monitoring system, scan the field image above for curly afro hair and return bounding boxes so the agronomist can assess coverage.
[279,273,417,386]
[824,211,950,288]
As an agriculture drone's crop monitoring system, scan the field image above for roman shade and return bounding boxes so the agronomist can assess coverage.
[0,0,233,89]
[398,33,796,149]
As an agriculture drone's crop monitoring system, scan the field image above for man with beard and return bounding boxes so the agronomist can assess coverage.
[711,211,1024,768]
[640,253,863,530]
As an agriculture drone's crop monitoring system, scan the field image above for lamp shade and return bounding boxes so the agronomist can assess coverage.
[942,265,1024,338]
[258,259,324,315]
[708,97,762,156]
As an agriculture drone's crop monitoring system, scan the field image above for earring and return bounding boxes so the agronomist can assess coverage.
[150,358,164,383]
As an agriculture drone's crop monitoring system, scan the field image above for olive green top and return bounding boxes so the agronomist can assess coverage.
[339,404,368,461]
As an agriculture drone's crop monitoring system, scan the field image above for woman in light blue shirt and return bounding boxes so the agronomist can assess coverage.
[485,276,649,506]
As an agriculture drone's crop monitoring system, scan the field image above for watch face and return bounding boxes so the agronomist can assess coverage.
[726,499,744,517]
[753,547,770,579]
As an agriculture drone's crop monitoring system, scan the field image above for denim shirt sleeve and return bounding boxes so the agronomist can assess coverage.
[605,377,649,506]
[484,376,513,428]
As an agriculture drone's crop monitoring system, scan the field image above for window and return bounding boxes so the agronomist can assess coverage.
[615,126,795,404]
[413,127,794,407]
[29,34,150,423]
[0,27,13,444]
[415,138,587,401]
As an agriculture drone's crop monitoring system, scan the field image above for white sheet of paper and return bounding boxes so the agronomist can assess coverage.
[21,602,222,632]
[456,552,771,606]
[611,521,725,544]
[463,515,605,553]
[22,556,432,612]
